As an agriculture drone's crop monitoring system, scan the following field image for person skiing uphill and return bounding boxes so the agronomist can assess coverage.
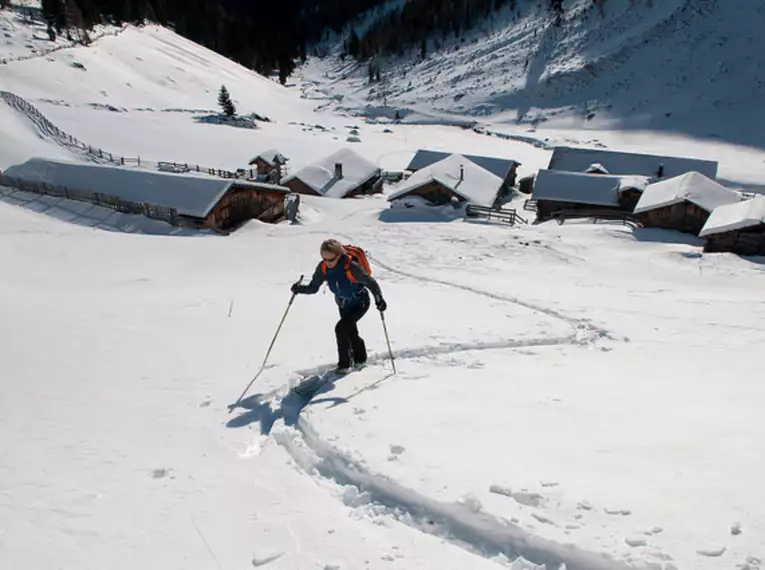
[291,239,387,374]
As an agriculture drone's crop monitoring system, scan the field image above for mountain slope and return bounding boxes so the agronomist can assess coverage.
[299,0,765,149]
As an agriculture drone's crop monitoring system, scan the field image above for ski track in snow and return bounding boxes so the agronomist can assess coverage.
[229,244,627,569]
[366,252,613,347]
[273,420,645,570]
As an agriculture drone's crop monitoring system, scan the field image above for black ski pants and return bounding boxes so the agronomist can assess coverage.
[335,295,370,368]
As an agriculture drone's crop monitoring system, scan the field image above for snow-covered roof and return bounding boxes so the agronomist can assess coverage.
[699,195,765,237]
[282,148,381,198]
[388,154,504,207]
[633,172,741,214]
[585,162,609,174]
[3,157,287,218]
[406,149,520,180]
[249,149,287,166]
[549,146,719,180]
[531,169,649,207]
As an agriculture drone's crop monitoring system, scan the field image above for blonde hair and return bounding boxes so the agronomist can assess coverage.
[320,239,345,257]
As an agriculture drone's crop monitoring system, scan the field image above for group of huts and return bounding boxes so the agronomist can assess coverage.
[525,146,765,256]
[0,147,387,232]
[0,144,518,232]
[1,142,763,256]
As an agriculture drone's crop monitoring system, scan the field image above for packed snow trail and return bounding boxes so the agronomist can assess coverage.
[228,245,627,569]
[274,419,649,570]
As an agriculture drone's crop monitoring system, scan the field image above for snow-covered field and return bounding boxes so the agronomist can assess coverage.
[1,3,765,570]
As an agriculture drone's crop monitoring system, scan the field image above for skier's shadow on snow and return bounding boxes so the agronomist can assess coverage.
[226,373,348,435]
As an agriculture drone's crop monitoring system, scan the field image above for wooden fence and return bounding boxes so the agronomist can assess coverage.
[465,204,527,226]
[0,90,241,179]
[550,209,642,229]
[0,23,127,66]
[0,173,181,227]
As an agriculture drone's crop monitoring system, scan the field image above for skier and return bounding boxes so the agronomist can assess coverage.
[291,239,387,374]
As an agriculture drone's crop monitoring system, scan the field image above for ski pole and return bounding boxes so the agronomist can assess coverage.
[228,274,303,412]
[380,311,396,375]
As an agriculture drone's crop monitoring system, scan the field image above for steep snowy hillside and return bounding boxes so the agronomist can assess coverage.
[0,16,549,178]
[298,0,765,150]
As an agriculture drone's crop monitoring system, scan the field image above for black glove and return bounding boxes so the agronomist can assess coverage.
[291,282,302,294]
[375,297,387,312]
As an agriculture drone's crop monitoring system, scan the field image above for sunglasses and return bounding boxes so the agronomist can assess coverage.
[322,254,339,263]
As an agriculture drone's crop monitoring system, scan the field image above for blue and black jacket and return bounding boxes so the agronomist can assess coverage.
[296,256,383,308]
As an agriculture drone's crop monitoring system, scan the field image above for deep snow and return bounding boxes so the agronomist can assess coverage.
[1,3,764,570]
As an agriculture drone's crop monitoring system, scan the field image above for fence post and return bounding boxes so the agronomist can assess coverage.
[138,157,141,166]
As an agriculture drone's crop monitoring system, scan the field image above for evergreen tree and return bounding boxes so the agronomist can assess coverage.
[550,0,564,26]
[217,84,236,116]
[346,31,360,58]
[42,0,65,32]
[278,52,294,85]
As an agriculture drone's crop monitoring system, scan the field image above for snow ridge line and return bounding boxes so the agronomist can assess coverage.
[274,420,644,570]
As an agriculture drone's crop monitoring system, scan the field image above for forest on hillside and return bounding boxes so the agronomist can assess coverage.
[21,0,577,81]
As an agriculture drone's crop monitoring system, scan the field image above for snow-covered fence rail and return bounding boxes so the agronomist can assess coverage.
[0,24,127,66]
[0,173,180,227]
[1,90,119,164]
[0,91,240,179]
[465,204,528,225]
[551,209,642,228]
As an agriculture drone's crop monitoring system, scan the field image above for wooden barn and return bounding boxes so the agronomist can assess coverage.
[281,148,382,199]
[3,157,291,231]
[700,195,765,255]
[248,149,288,183]
[548,146,719,180]
[388,154,504,208]
[406,149,520,196]
[530,169,649,222]
[633,172,741,235]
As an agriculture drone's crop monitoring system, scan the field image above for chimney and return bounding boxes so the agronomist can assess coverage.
[335,162,343,179]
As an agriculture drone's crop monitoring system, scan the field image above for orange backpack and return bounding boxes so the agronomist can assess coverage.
[322,244,372,283]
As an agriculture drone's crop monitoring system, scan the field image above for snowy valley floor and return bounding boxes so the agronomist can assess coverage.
[1,192,764,570]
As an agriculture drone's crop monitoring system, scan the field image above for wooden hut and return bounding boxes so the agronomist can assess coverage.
[633,172,741,235]
[530,169,649,222]
[700,195,765,255]
[248,149,288,183]
[388,154,504,208]
[406,149,520,195]
[281,148,382,198]
[3,157,291,231]
[548,146,719,180]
